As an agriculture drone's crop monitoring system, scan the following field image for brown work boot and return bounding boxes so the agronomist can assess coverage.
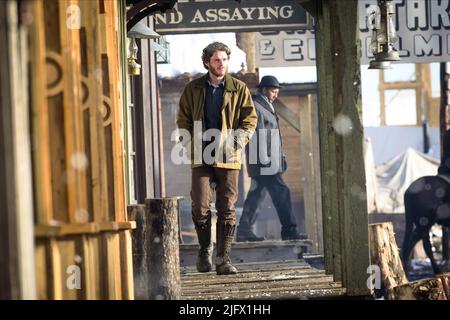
[195,219,213,273]
[215,222,238,275]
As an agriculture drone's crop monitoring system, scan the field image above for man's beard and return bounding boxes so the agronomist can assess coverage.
[210,66,227,78]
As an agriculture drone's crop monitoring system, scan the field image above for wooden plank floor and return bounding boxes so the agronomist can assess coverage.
[180,240,312,267]
[181,260,346,300]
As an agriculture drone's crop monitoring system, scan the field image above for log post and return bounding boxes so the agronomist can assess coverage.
[128,198,181,300]
[369,223,408,298]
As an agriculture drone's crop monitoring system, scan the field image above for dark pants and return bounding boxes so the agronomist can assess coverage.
[239,174,297,231]
[191,166,239,227]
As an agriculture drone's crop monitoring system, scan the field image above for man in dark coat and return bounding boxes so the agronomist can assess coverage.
[236,75,307,242]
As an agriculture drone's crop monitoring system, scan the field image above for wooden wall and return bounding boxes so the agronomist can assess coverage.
[278,94,306,231]
[29,0,133,299]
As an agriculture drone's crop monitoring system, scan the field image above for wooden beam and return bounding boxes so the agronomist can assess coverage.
[379,70,386,126]
[134,39,154,200]
[58,0,89,223]
[101,232,123,299]
[34,222,135,238]
[118,1,133,205]
[47,239,63,299]
[79,0,109,223]
[416,64,423,126]
[379,82,419,91]
[35,240,48,299]
[315,0,370,295]
[119,230,134,299]
[300,95,323,253]
[102,0,127,221]
[30,0,53,224]
[440,63,450,261]
[157,93,166,197]
[148,17,163,198]
[42,0,70,225]
[315,0,340,279]
[134,18,163,199]
[80,235,98,299]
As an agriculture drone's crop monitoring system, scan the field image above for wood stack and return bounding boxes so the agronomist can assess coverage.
[390,273,450,300]
[369,222,450,300]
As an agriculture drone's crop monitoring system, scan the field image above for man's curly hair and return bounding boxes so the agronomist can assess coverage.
[201,42,231,70]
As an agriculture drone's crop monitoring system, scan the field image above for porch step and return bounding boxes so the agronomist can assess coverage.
[180,259,345,300]
[180,239,313,267]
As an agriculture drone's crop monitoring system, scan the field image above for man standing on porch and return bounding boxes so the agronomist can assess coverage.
[177,42,257,275]
[236,75,307,242]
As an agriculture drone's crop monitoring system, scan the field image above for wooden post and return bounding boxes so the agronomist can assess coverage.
[440,62,450,262]
[235,32,256,73]
[300,94,323,253]
[313,0,370,294]
[416,64,423,127]
[369,223,408,298]
[128,198,181,300]
[134,17,163,200]
[79,0,109,223]
[379,70,386,126]
[29,0,53,225]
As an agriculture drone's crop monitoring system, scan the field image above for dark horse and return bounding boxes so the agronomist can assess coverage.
[401,175,450,274]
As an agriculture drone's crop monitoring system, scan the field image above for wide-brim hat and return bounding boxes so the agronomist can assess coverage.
[257,75,282,88]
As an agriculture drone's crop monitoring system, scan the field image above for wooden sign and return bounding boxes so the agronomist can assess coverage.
[256,0,450,67]
[154,0,311,34]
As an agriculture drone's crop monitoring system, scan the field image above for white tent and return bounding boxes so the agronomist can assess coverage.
[375,148,439,213]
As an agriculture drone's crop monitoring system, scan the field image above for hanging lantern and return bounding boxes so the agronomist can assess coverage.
[127,19,160,76]
[368,0,400,69]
